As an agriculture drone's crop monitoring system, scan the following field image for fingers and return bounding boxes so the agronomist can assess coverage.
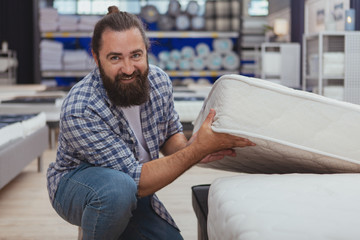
[232,139,255,148]
[195,108,256,153]
[237,138,256,147]
[200,155,224,163]
[217,132,256,148]
[200,149,236,163]
[204,108,216,127]
[212,149,236,157]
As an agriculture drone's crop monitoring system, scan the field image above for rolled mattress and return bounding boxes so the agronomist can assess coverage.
[193,74,360,173]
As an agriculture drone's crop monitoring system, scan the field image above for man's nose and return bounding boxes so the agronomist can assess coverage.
[121,59,135,75]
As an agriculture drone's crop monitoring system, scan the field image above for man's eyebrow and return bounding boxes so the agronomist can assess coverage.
[106,49,144,59]
[106,52,122,59]
[131,49,144,55]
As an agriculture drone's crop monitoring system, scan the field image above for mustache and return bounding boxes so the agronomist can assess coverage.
[116,71,140,80]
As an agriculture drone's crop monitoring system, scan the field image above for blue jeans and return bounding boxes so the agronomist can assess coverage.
[52,163,183,240]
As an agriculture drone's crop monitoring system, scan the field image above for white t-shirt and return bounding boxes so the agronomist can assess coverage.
[122,106,151,163]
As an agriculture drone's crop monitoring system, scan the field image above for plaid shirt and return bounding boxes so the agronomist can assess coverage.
[46,65,183,229]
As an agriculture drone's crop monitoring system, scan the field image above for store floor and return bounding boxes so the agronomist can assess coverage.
[0,146,237,240]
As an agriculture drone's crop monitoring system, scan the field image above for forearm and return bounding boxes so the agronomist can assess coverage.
[138,109,255,197]
[160,132,188,156]
[138,144,207,197]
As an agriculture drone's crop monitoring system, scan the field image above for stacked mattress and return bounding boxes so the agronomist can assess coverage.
[192,74,360,239]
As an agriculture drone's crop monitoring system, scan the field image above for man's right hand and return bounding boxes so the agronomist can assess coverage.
[190,108,255,163]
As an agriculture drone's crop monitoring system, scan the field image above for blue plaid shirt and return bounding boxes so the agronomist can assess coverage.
[47,64,183,228]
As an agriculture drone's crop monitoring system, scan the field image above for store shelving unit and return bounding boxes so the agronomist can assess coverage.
[302,31,360,104]
[38,0,244,86]
[0,50,17,85]
[40,30,240,80]
[40,30,94,83]
[239,15,266,78]
[42,31,239,38]
[261,42,300,88]
[41,69,89,78]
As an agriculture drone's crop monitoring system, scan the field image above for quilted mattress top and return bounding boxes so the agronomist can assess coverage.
[208,174,360,240]
[193,75,360,173]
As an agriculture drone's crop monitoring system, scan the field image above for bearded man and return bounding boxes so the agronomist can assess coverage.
[46,6,255,240]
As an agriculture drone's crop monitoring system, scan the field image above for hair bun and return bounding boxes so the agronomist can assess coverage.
[107,6,120,15]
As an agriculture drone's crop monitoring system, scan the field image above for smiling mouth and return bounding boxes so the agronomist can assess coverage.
[116,71,140,83]
[119,75,136,83]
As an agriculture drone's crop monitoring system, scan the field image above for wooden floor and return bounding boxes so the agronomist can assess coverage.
[0,147,238,240]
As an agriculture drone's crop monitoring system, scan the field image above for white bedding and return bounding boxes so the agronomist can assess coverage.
[0,112,46,147]
[0,122,23,147]
[21,112,47,136]
[208,174,360,240]
[193,74,360,173]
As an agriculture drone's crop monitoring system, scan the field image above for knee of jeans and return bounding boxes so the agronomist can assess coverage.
[97,171,138,215]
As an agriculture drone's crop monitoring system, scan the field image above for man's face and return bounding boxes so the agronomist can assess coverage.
[94,28,150,107]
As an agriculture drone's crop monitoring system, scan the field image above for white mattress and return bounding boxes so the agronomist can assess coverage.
[193,75,360,173]
[0,112,46,147]
[0,122,23,147]
[208,174,360,240]
[21,112,47,136]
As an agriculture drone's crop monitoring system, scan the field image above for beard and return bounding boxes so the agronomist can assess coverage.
[99,61,150,108]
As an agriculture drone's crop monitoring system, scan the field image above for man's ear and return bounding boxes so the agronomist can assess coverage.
[91,49,99,67]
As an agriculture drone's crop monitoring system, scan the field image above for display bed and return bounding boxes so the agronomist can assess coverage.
[193,74,360,173]
[0,113,48,190]
[191,185,210,240]
[208,174,360,240]
[0,95,64,149]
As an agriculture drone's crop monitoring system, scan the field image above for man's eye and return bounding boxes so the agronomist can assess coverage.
[110,56,120,61]
[133,53,141,58]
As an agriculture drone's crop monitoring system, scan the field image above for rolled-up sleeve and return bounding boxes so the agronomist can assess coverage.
[165,91,183,139]
[61,112,143,185]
